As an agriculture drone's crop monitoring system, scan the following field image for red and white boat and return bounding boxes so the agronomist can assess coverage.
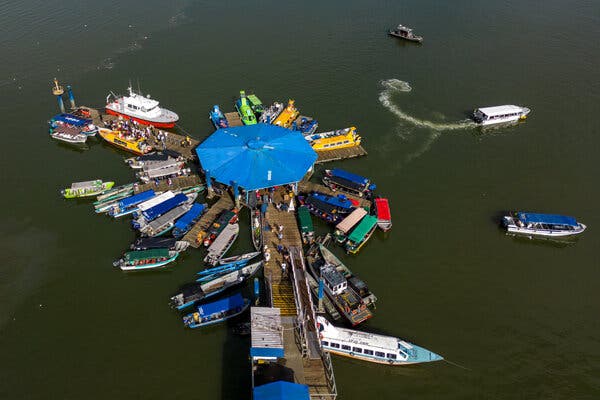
[374,198,392,232]
[105,86,179,128]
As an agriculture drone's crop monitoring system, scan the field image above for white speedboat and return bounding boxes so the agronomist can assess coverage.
[317,316,443,365]
[473,105,530,126]
[502,212,586,237]
[106,85,179,128]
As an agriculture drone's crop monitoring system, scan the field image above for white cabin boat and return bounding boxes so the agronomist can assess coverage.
[502,212,586,237]
[317,316,443,365]
[106,86,179,128]
[472,105,530,126]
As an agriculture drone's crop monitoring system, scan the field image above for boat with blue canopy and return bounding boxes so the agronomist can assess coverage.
[301,192,356,224]
[133,192,190,227]
[49,113,98,136]
[502,212,586,237]
[182,293,250,328]
[108,189,156,217]
[172,203,207,238]
[323,169,376,198]
[209,105,229,129]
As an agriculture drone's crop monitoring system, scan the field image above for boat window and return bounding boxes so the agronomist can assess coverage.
[387,353,397,359]
[352,347,362,353]
[363,349,373,355]
[342,345,351,351]
[322,341,329,346]
[375,351,385,357]
[330,342,340,349]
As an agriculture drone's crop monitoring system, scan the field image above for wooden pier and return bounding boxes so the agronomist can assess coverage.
[224,111,243,127]
[298,181,372,209]
[182,194,234,248]
[315,145,367,164]
[132,174,203,194]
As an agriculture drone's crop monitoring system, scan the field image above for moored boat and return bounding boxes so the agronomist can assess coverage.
[113,248,179,271]
[305,127,361,151]
[333,207,368,244]
[108,189,157,218]
[49,113,98,137]
[61,180,115,199]
[317,316,443,365]
[388,24,423,43]
[131,237,189,252]
[139,203,193,237]
[259,102,284,124]
[200,210,238,247]
[272,99,299,128]
[502,212,586,237]
[247,93,265,115]
[98,127,153,156]
[105,85,179,128]
[172,203,207,239]
[323,169,376,198]
[132,192,194,226]
[300,192,356,224]
[95,183,135,203]
[250,207,263,251]
[293,116,318,135]
[374,198,392,232]
[209,105,229,129]
[125,150,183,169]
[182,293,250,328]
[50,130,88,144]
[297,205,315,245]
[204,223,240,265]
[236,91,257,125]
[345,215,378,254]
[137,163,189,183]
[472,105,530,126]
[218,251,261,266]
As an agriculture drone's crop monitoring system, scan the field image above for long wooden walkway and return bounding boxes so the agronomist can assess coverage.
[298,181,372,209]
[132,174,203,194]
[182,194,234,248]
[315,145,367,164]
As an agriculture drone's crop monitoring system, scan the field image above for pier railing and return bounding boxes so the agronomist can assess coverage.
[288,247,310,357]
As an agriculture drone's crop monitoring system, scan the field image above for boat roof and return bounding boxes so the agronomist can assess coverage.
[253,381,309,400]
[336,208,368,234]
[309,192,354,210]
[138,191,175,211]
[174,203,206,230]
[198,293,245,316]
[330,169,369,185]
[124,248,169,261]
[142,193,188,220]
[476,105,524,116]
[123,88,160,109]
[118,189,155,208]
[207,223,240,255]
[52,113,91,126]
[517,212,578,227]
[318,316,399,351]
[320,265,346,287]
[247,94,263,105]
[347,215,378,242]
[375,198,391,220]
[71,180,101,189]
[146,204,191,231]
[297,206,314,232]
[251,307,284,358]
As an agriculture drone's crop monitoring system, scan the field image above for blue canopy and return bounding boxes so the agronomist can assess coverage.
[517,212,578,227]
[253,381,310,400]
[196,124,317,191]
[250,347,285,359]
[174,203,206,230]
[118,190,155,209]
[330,169,369,185]
[51,113,91,127]
[198,293,245,316]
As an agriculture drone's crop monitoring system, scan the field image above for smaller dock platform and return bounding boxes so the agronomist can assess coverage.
[224,112,243,127]
[315,145,367,164]
[182,194,234,248]
[133,174,203,194]
[298,181,372,209]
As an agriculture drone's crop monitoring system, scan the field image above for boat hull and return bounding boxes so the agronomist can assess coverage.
[324,347,437,365]
[118,253,179,271]
[184,299,250,328]
[105,108,176,128]
[506,223,586,237]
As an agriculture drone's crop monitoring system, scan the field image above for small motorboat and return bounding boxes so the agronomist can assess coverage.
[388,24,423,43]
[125,150,183,169]
[182,293,250,328]
[502,212,586,238]
[236,91,257,125]
[108,189,158,218]
[272,99,299,128]
[374,198,392,232]
[113,248,179,271]
[61,180,114,199]
[50,129,88,144]
[259,102,284,124]
[209,105,229,129]
[130,237,189,252]
[49,113,98,137]
[218,251,261,266]
[293,116,318,135]
[250,207,263,251]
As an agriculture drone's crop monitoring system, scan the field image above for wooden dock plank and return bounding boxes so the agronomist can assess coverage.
[182,195,234,248]
[132,174,203,194]
[315,145,367,164]
[224,111,243,127]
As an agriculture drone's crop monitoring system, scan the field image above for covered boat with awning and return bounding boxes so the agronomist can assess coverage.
[502,211,586,237]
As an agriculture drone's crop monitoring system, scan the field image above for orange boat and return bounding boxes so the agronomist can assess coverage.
[98,128,153,156]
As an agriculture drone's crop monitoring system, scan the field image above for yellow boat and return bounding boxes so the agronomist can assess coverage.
[98,128,153,156]
[307,127,362,151]
[272,99,299,128]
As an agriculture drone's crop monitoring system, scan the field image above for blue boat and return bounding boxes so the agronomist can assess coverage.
[209,105,229,129]
[182,293,250,327]
[293,117,319,135]
[172,203,207,238]
[503,211,586,238]
[108,190,155,217]
[49,113,98,136]
[323,169,376,198]
[301,192,356,224]
[133,193,189,227]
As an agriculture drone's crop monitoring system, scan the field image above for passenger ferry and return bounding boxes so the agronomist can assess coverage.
[323,168,376,198]
[502,212,586,238]
[105,86,179,128]
[98,128,153,156]
[345,215,378,254]
[272,99,299,128]
[306,127,361,151]
[472,105,530,126]
[317,316,443,365]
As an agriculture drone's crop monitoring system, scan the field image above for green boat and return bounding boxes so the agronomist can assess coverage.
[247,93,265,115]
[344,215,378,254]
[235,91,257,125]
[61,180,115,199]
[113,248,179,271]
[297,206,315,245]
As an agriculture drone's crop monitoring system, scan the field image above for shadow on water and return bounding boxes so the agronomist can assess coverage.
[221,295,252,399]
[505,233,578,248]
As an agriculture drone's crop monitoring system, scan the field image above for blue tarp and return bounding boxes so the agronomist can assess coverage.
[141,193,187,221]
[118,190,155,209]
[309,192,355,210]
[250,347,285,358]
[174,203,206,230]
[330,169,369,185]
[51,113,91,127]
[517,213,578,227]
[196,124,317,191]
[198,293,245,316]
[253,381,310,400]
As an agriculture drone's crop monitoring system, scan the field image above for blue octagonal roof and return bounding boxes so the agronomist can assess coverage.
[197,124,317,191]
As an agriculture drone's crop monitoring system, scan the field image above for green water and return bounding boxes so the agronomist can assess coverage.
[1,1,599,398]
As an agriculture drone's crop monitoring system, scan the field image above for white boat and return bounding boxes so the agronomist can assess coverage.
[105,86,179,128]
[204,223,240,266]
[51,130,87,144]
[472,105,530,126]
[259,102,284,124]
[502,212,586,237]
[317,316,443,365]
[140,203,192,237]
[137,164,189,183]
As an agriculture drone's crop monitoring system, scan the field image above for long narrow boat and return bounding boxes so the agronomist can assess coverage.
[140,203,193,237]
[247,93,265,115]
[132,192,195,228]
[182,293,250,328]
[201,210,238,247]
[125,150,182,169]
[61,180,115,199]
[236,91,257,125]
[137,163,188,183]
[323,169,376,198]
[305,127,361,151]
[502,212,586,238]
[250,208,263,251]
[209,105,229,129]
[374,198,392,232]
[196,258,256,283]
[297,206,315,245]
[49,113,98,137]
[204,223,240,265]
[317,316,443,365]
[171,261,262,310]
[107,189,157,218]
[301,192,356,224]
[345,215,378,254]
[272,99,299,128]
[113,248,179,271]
[51,130,87,144]
[98,128,153,156]
[131,237,189,252]
[218,251,261,266]
[259,102,284,124]
[333,207,368,244]
[172,203,207,239]
[95,183,135,203]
